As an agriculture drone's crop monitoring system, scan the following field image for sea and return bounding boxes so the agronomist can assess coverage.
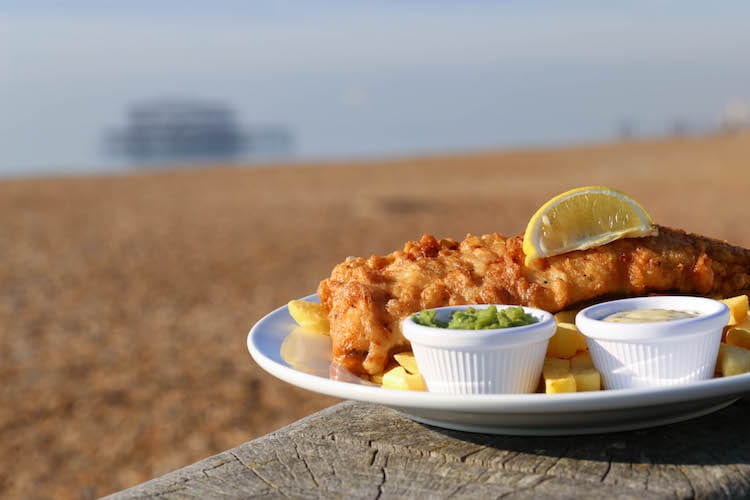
[2,1,750,177]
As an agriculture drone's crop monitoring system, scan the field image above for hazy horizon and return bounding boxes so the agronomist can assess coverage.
[2,1,750,176]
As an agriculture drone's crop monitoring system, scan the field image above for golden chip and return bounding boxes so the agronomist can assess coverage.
[716,343,750,377]
[288,300,330,335]
[721,295,749,326]
[546,322,588,359]
[381,365,426,391]
[393,351,420,374]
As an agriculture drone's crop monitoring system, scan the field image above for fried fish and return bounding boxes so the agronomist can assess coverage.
[318,226,750,375]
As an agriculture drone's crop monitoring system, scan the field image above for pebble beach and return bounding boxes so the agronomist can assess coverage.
[2,132,750,498]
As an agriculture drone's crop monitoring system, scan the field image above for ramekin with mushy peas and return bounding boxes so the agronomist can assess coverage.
[575,296,729,390]
[402,304,556,394]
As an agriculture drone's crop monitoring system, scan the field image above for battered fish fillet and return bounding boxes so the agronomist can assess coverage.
[317,226,750,375]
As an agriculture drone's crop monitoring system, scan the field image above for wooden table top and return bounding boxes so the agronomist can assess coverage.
[109,398,750,498]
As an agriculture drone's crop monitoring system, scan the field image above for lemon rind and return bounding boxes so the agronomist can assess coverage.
[522,186,655,266]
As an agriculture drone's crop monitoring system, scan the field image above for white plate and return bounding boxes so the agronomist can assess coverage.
[247,295,750,436]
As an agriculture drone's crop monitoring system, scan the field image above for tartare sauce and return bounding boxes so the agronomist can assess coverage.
[603,308,700,323]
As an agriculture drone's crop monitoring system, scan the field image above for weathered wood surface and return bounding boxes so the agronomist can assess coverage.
[109,398,750,499]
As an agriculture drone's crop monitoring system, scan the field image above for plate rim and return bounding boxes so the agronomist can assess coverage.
[247,295,750,415]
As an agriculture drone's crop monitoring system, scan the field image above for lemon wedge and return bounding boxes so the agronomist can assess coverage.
[523,186,657,266]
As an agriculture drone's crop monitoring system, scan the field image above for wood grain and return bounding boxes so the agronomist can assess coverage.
[110,399,750,499]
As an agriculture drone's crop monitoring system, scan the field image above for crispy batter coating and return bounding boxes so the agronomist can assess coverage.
[318,226,750,375]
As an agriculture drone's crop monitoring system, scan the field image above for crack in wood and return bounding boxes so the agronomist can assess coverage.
[200,459,229,479]
[499,450,520,469]
[229,451,278,492]
[292,441,320,488]
[150,486,188,497]
[109,401,750,498]
[228,452,247,468]
[498,474,549,498]
[375,453,389,500]
[536,446,571,477]
[149,484,189,497]
[600,454,613,483]
[642,461,652,492]
[458,446,486,463]
[677,466,697,498]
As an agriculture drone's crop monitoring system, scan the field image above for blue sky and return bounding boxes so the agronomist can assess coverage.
[2,1,750,174]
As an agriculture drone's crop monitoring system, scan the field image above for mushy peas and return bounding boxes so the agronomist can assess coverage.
[413,305,538,330]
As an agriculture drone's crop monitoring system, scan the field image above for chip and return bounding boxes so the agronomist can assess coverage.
[288,300,330,335]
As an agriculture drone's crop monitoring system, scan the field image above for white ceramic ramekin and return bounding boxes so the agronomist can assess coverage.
[401,305,556,394]
[575,296,729,390]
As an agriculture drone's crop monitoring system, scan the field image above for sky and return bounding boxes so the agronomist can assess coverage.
[2,1,750,175]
